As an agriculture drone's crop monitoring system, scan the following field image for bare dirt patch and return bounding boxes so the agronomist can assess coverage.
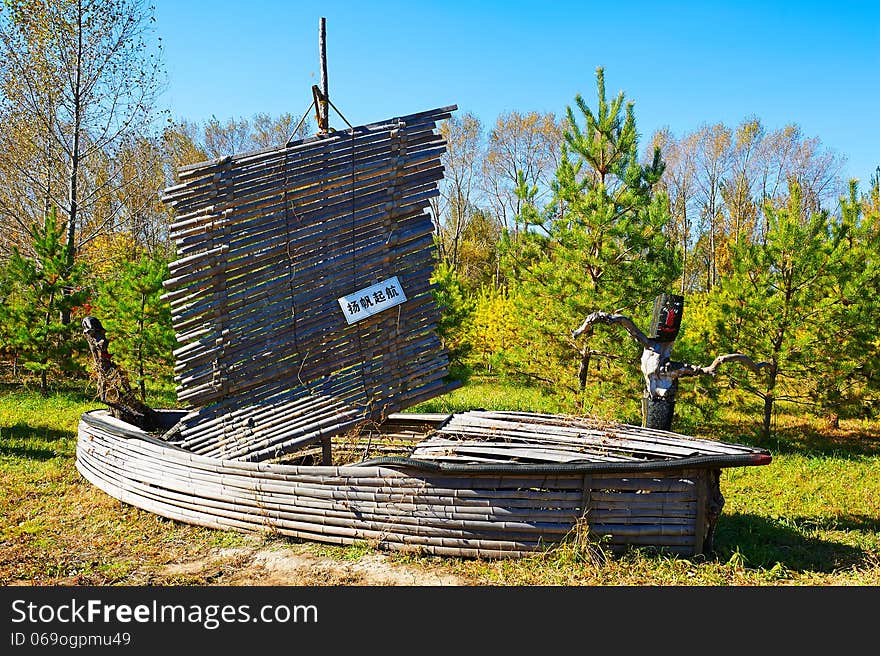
[155,539,465,586]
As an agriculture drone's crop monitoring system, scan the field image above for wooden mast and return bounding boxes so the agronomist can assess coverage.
[313,17,329,134]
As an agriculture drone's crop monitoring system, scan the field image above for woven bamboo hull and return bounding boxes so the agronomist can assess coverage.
[76,409,770,558]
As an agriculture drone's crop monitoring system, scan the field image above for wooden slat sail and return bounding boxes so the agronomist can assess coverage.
[161,105,460,461]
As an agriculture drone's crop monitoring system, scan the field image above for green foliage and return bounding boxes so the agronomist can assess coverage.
[513,169,542,230]
[819,180,880,418]
[430,260,475,381]
[713,182,846,437]
[502,67,681,406]
[671,292,730,418]
[550,67,679,310]
[93,254,175,400]
[0,210,89,393]
[456,208,501,291]
[409,376,568,415]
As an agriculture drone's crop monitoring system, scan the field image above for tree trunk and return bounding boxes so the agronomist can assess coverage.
[82,316,159,431]
[139,363,146,402]
[577,349,591,390]
[62,1,83,326]
[139,292,146,401]
[642,394,676,431]
[41,291,53,395]
[680,205,688,294]
[43,97,54,221]
[761,364,778,442]
[450,202,463,272]
[762,393,773,442]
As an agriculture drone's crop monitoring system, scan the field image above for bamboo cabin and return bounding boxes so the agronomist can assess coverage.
[76,105,771,558]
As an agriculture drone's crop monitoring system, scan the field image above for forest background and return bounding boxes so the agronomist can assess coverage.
[0,0,878,442]
[1,0,880,588]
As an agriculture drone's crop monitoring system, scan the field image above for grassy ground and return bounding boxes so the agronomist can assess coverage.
[1,379,878,585]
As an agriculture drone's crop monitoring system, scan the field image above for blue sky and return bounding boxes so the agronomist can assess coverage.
[154,1,880,186]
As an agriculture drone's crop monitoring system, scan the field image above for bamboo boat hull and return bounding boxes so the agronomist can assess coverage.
[76,409,771,558]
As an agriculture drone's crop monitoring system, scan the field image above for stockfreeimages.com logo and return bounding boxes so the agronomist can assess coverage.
[10,599,318,631]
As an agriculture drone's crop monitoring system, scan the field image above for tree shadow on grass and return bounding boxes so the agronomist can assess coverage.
[678,414,880,459]
[754,425,880,458]
[0,422,74,461]
[0,381,96,402]
[711,512,878,572]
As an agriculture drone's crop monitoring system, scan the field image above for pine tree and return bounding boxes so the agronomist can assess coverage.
[430,260,475,381]
[507,68,680,410]
[816,179,880,423]
[0,208,89,394]
[93,254,175,401]
[714,182,844,439]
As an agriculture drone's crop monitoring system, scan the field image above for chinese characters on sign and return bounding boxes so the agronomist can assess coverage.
[337,276,407,325]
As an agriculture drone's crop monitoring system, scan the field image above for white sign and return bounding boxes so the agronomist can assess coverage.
[337,276,407,325]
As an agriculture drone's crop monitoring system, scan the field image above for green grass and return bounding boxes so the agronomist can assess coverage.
[1,380,878,585]
[0,384,251,585]
[410,378,566,414]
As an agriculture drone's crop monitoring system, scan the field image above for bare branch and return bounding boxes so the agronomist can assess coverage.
[667,353,771,380]
[572,311,651,348]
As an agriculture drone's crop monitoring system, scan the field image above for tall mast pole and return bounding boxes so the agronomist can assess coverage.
[318,17,329,133]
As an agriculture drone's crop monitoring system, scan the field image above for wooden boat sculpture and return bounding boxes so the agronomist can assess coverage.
[76,105,771,558]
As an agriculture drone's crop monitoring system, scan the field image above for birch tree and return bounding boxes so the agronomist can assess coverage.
[0,0,164,277]
[481,111,561,238]
[651,128,699,293]
[431,113,483,271]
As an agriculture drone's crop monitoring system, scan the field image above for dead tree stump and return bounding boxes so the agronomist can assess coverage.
[82,316,159,431]
[572,293,769,431]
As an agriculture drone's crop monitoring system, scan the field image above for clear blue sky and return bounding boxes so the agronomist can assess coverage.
[154,0,880,186]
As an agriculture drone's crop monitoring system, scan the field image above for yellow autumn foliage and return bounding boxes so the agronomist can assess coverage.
[81,232,140,278]
[467,287,518,372]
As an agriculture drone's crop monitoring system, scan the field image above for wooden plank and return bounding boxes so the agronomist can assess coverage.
[693,469,708,555]
[579,473,592,544]
[442,411,762,457]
